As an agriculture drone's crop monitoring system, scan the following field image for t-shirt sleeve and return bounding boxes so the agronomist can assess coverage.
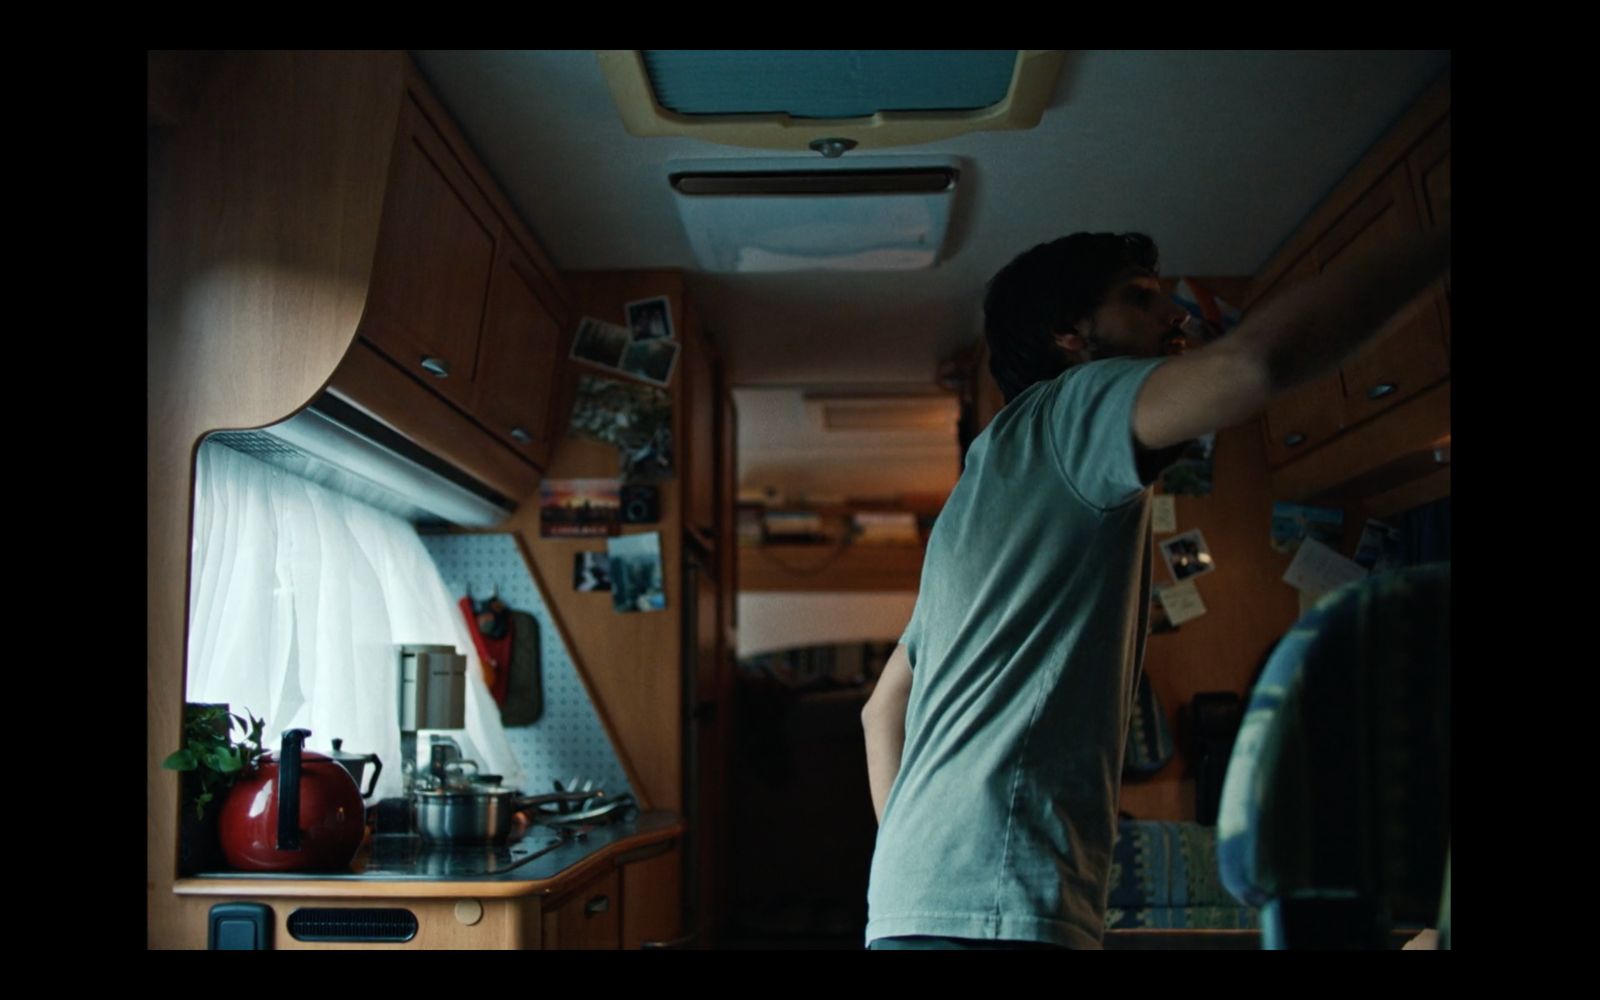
[1045,356,1173,510]
[898,599,922,671]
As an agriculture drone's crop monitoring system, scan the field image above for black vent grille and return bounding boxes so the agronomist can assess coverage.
[287,907,419,943]
[210,431,304,461]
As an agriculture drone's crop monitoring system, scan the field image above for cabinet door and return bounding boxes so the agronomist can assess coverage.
[1260,255,1346,467]
[363,95,500,408]
[1314,165,1449,425]
[473,238,567,468]
[1408,115,1451,332]
[543,869,622,949]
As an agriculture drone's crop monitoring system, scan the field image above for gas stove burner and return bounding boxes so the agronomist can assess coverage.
[532,792,637,828]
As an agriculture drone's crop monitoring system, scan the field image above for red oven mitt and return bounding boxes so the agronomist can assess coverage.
[459,596,514,707]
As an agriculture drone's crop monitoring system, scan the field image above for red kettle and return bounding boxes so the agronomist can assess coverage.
[218,728,366,872]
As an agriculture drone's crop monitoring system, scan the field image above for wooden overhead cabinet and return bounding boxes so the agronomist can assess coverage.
[1251,75,1451,508]
[353,72,573,476]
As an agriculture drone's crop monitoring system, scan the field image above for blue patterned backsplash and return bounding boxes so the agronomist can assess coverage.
[419,532,633,800]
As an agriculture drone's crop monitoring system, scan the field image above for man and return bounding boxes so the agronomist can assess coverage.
[862,225,1451,950]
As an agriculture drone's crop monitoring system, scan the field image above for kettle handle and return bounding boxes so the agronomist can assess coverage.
[277,728,311,851]
[361,753,384,798]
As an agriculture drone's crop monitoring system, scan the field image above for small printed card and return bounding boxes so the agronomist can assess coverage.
[1282,537,1368,601]
[1152,495,1177,534]
[1157,580,1208,625]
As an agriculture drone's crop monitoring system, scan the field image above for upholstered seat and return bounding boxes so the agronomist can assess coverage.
[1216,563,1451,949]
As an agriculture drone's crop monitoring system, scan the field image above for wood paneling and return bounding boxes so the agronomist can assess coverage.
[148,50,407,949]
[622,845,684,948]
[504,272,690,813]
[684,295,718,542]
[1119,417,1303,822]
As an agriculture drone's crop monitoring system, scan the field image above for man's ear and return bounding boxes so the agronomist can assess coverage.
[1053,329,1086,354]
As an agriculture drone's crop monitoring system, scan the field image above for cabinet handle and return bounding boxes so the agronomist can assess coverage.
[1366,381,1398,400]
[1283,433,1307,448]
[584,895,611,916]
[420,357,451,379]
[509,427,531,444]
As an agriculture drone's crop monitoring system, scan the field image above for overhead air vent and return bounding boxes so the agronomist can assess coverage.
[599,50,1065,153]
[668,155,959,273]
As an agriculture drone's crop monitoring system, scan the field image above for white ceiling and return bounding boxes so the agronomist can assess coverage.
[412,50,1449,389]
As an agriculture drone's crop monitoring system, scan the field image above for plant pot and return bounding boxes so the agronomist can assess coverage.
[177,773,225,876]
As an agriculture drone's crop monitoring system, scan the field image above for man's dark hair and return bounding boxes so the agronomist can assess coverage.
[983,232,1160,403]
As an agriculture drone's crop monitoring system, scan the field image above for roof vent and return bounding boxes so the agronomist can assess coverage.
[599,50,1064,152]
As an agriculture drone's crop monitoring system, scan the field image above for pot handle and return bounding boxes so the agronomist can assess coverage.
[361,753,384,798]
[512,790,602,813]
[277,728,311,851]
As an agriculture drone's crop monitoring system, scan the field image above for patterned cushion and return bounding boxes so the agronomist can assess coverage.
[1216,563,1450,923]
[1106,820,1258,929]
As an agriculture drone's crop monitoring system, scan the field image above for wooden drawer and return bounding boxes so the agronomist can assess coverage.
[542,869,621,949]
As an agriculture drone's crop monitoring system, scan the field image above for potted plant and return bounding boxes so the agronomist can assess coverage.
[163,703,266,874]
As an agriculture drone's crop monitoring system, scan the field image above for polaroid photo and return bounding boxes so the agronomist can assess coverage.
[539,478,622,538]
[606,532,667,613]
[1353,519,1405,573]
[573,551,612,592]
[569,316,632,370]
[618,336,680,388]
[625,296,674,342]
[1159,528,1216,583]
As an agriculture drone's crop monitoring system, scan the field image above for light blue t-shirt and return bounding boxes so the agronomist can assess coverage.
[865,356,1176,949]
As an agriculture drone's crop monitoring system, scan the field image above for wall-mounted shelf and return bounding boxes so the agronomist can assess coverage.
[738,542,925,593]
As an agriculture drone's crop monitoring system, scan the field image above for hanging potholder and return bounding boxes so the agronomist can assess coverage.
[500,609,544,726]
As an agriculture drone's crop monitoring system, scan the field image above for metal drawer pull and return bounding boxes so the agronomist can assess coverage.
[510,427,531,444]
[1367,381,1398,400]
[585,895,611,916]
[1283,433,1307,448]
[420,357,451,378]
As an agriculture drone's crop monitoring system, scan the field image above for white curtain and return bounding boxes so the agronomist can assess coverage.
[185,440,523,800]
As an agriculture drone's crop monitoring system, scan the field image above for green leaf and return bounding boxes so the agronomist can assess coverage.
[212,750,243,774]
[162,749,198,771]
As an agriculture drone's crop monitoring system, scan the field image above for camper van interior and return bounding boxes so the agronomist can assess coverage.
[148,50,1451,950]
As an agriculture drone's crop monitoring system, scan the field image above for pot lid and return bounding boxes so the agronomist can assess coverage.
[327,738,374,762]
[414,785,520,800]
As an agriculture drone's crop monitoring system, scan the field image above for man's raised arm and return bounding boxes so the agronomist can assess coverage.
[1132,224,1451,451]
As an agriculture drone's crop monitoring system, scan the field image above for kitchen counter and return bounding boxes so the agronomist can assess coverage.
[173,810,683,900]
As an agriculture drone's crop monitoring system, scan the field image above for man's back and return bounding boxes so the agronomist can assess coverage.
[866,356,1171,949]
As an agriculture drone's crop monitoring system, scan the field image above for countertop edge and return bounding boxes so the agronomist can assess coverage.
[173,819,685,900]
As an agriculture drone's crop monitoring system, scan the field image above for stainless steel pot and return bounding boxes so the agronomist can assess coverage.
[412,786,600,844]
